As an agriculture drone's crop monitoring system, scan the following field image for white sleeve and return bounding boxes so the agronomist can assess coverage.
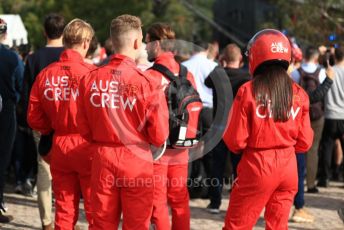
[319,68,327,83]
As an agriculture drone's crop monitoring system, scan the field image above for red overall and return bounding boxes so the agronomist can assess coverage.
[77,54,169,230]
[222,81,313,230]
[27,49,95,230]
[145,52,197,230]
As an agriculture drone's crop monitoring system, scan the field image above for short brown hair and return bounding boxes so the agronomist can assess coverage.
[222,43,242,63]
[63,19,94,48]
[146,23,175,51]
[110,14,142,50]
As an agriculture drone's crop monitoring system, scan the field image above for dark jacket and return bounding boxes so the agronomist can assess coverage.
[223,67,251,98]
[309,77,333,104]
[18,46,63,126]
[0,44,24,109]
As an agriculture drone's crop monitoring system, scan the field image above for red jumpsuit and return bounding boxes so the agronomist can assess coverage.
[77,54,169,230]
[27,49,95,230]
[146,52,197,230]
[222,81,313,230]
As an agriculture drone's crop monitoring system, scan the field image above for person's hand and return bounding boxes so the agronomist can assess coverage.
[326,61,335,80]
[319,45,327,55]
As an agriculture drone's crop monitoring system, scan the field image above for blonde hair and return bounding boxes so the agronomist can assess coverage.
[63,18,94,48]
[110,14,142,50]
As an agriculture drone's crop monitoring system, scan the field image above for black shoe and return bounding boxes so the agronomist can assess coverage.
[0,202,8,213]
[332,165,344,182]
[317,179,329,188]
[338,208,344,223]
[307,187,319,193]
[206,203,220,214]
[0,213,13,223]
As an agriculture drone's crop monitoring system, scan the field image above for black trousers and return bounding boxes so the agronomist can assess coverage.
[188,107,214,198]
[208,140,229,208]
[11,128,38,184]
[200,107,214,180]
[0,106,16,203]
[318,119,344,181]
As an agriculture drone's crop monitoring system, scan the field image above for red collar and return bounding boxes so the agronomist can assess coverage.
[155,52,174,63]
[59,49,84,62]
[110,54,136,66]
[154,52,179,72]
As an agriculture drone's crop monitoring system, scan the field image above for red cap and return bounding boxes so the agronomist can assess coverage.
[292,45,303,62]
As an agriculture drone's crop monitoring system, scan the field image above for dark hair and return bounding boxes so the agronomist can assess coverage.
[305,46,319,61]
[252,64,293,122]
[104,38,113,56]
[146,23,175,51]
[335,47,344,62]
[44,13,65,39]
[193,39,209,53]
[87,36,98,57]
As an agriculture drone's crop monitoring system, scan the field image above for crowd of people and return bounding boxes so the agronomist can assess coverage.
[0,11,344,230]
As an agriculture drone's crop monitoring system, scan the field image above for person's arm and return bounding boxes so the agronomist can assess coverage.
[204,72,213,88]
[14,57,24,103]
[223,85,250,153]
[295,93,314,153]
[27,72,52,134]
[309,77,333,103]
[309,65,335,103]
[76,76,93,142]
[18,56,34,126]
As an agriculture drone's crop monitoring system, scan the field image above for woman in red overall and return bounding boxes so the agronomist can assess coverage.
[222,29,313,229]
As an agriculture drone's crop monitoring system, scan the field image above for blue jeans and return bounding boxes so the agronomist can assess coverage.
[294,153,305,209]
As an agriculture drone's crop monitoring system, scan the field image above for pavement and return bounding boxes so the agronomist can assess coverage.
[0,181,343,229]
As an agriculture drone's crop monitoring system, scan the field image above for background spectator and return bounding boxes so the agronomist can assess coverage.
[0,17,24,223]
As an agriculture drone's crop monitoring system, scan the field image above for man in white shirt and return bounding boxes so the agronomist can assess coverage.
[182,41,217,199]
[182,42,218,111]
[291,48,326,84]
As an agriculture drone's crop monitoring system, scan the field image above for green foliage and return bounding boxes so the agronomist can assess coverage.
[193,0,214,41]
[153,0,214,42]
[156,0,194,40]
[1,0,214,49]
[54,0,155,46]
[271,0,344,47]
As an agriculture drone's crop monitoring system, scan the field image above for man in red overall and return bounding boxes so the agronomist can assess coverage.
[27,19,96,230]
[77,15,169,230]
[145,23,198,230]
[222,29,314,229]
